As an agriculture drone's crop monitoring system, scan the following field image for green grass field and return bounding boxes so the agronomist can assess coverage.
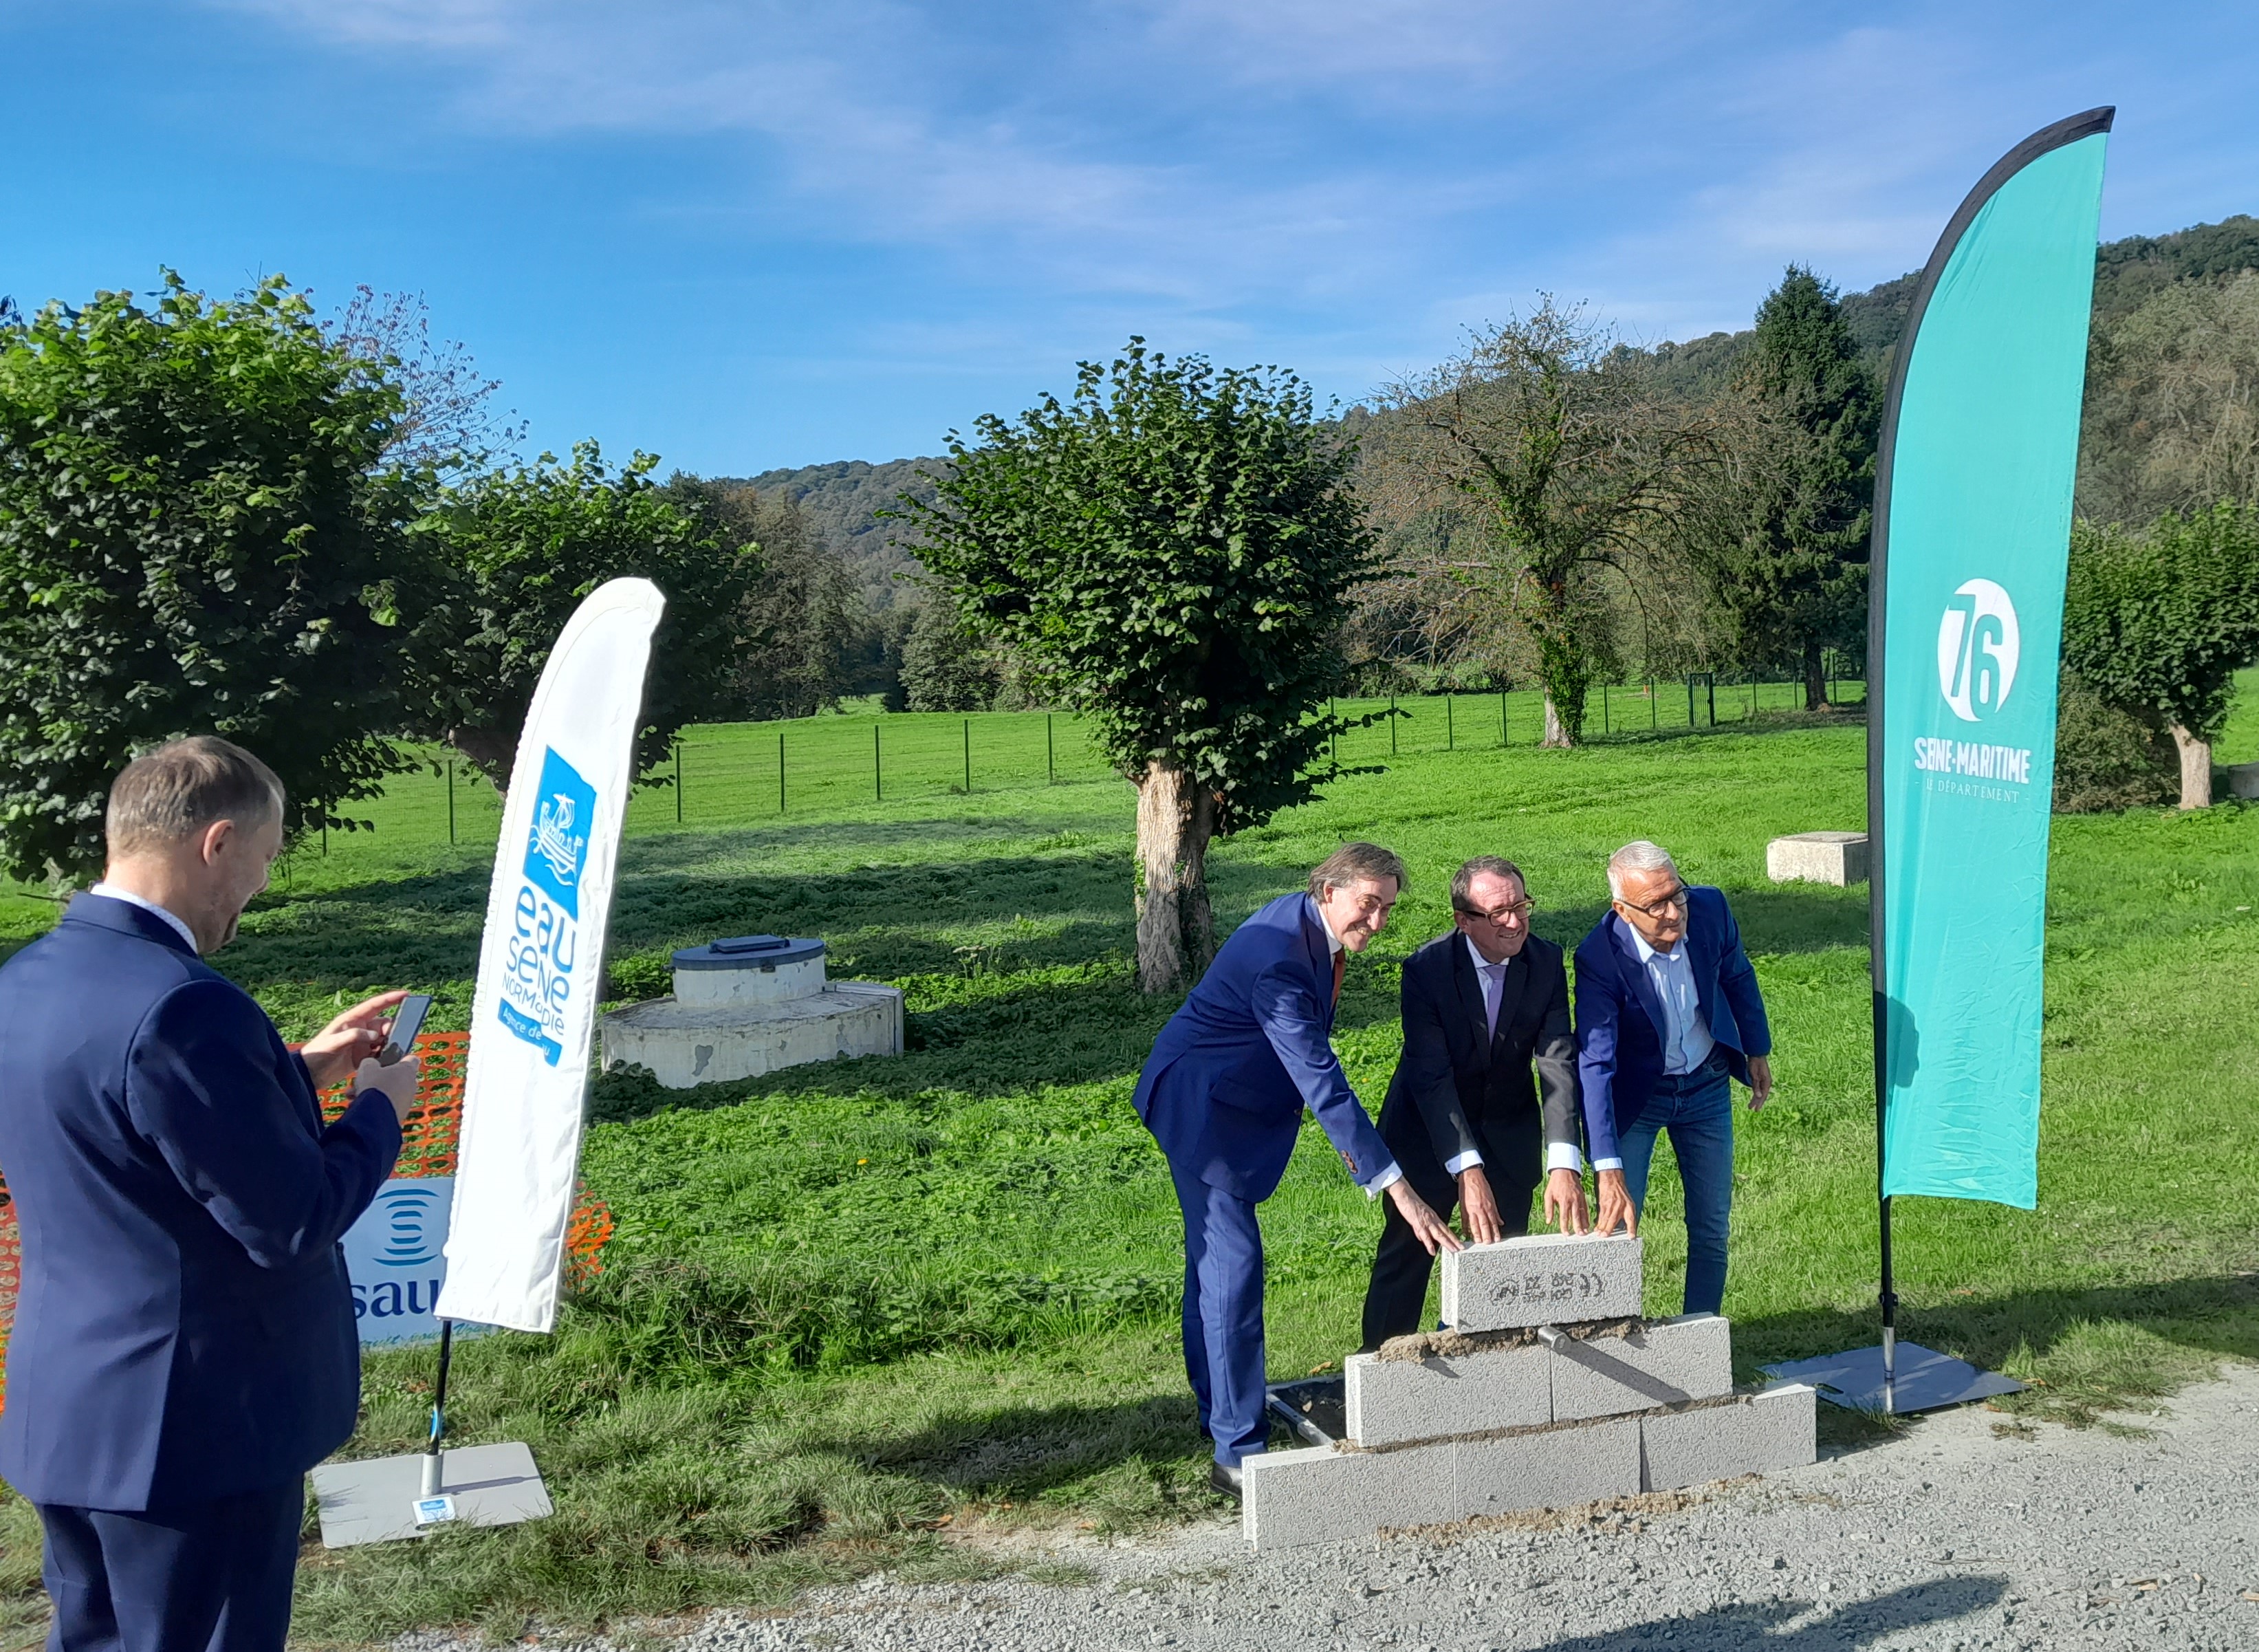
[3,675,2258,1642]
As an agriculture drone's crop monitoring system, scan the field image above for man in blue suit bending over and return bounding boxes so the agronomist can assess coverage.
[0,738,423,1652]
[1133,842,1459,1498]
[1574,840,1774,1316]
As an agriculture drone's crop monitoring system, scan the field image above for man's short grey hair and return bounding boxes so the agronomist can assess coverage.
[1308,841,1408,900]
[107,737,285,858]
[1450,856,1524,913]
[1606,840,1678,900]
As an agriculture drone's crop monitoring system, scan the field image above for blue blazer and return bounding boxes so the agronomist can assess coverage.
[1573,887,1771,1166]
[1131,893,1393,1203]
[0,894,402,1510]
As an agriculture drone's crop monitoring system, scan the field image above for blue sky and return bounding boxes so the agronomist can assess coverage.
[3,1,2253,475]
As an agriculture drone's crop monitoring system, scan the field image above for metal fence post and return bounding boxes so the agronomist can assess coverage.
[874,722,882,803]
[1602,682,1609,735]
[1500,689,1508,746]
[1445,693,1454,750]
[675,740,684,824]
[1047,713,1055,784]
[1648,678,1657,730]
[1390,694,1397,755]
[446,761,456,845]
[1688,675,1696,728]
[963,718,971,794]
[778,731,786,814]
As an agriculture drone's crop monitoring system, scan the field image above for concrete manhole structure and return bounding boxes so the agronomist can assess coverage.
[599,933,904,1088]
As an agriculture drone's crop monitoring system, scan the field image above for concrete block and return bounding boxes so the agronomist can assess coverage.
[1639,1382,1817,1492]
[1548,1314,1734,1422]
[1766,830,1869,886]
[1440,1232,1643,1332]
[1456,1415,1641,1521]
[1344,1339,1551,1448]
[598,980,904,1089]
[2227,761,2259,802]
[1243,1416,1648,1550]
[1241,1439,1454,1551]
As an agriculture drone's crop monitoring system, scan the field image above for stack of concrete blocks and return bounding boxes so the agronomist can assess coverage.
[1766,830,1869,886]
[1242,1232,1815,1550]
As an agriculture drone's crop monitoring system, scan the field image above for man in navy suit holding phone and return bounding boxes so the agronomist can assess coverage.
[0,738,423,1652]
[1132,842,1459,1498]
[1574,840,1774,1316]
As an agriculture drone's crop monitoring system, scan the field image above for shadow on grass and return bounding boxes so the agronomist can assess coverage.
[1737,1270,2259,1431]
[1528,1576,2002,1652]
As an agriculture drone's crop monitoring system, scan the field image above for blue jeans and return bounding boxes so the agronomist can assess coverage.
[1618,1051,1734,1315]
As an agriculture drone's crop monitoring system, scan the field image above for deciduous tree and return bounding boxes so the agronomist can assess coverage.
[0,272,422,882]
[1380,300,1703,746]
[2061,503,2259,807]
[908,340,1369,991]
[406,443,752,787]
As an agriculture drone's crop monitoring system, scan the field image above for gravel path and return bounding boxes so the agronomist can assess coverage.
[411,1364,2259,1651]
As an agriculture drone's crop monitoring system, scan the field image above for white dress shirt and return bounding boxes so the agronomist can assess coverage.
[87,882,198,953]
[1591,919,1715,1173]
[1450,935,1585,1178]
[1314,902,1402,1197]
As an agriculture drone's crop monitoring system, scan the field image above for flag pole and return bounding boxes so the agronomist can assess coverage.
[419,1319,456,1497]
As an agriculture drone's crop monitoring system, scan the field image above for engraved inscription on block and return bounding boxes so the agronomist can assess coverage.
[1441,1232,1643,1332]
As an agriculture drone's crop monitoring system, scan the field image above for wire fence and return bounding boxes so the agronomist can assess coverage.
[335,672,1866,855]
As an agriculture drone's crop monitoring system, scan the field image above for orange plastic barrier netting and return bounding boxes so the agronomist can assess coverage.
[0,1030,613,1411]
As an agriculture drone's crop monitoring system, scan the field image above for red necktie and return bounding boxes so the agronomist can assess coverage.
[1332,948,1346,1008]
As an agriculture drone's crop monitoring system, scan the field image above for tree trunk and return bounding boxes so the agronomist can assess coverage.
[1134,759,1216,993]
[448,726,519,794]
[1804,644,1828,711]
[2172,724,2212,809]
[1541,694,1572,748]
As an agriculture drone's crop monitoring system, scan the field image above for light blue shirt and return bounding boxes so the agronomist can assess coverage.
[1628,923,1714,1076]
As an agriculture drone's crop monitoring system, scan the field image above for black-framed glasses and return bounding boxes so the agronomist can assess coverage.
[1454,900,1537,924]
[1617,886,1690,919]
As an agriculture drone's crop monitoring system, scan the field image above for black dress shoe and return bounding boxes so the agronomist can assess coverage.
[1208,1461,1244,1501]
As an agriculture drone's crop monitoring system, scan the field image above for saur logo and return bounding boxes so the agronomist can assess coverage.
[369,1184,444,1268]
[1936,578,2020,723]
[342,1176,456,1344]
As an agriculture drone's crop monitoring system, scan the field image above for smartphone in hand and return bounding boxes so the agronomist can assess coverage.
[378,995,435,1066]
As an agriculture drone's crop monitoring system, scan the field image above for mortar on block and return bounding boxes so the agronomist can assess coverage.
[599,934,904,1088]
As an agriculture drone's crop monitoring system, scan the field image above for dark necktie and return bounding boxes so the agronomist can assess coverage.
[1332,948,1346,1008]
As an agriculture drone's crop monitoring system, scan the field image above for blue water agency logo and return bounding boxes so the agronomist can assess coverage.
[498,746,598,1064]
[1914,578,2033,794]
[353,1182,446,1325]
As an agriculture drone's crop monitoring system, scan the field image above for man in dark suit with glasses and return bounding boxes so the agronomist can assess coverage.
[1574,839,1774,1316]
[1360,856,1585,1349]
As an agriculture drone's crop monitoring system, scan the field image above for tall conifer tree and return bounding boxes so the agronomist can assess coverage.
[1715,268,1880,707]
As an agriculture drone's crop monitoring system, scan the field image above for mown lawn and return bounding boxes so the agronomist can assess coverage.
[2,687,2257,1643]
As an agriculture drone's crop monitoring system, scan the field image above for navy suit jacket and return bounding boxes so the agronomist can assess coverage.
[1572,887,1771,1166]
[0,893,402,1510]
[1131,893,1394,1204]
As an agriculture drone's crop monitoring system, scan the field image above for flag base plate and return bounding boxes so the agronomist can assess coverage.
[1763,1343,2022,1415]
[310,1442,551,1547]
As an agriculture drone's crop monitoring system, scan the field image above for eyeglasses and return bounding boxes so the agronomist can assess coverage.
[1454,900,1537,924]
[1617,887,1690,919]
